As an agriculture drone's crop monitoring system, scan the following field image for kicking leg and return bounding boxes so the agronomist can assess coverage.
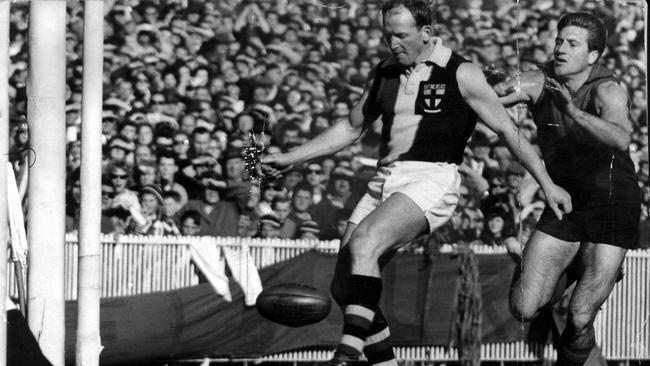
[330,224,400,366]
[557,242,626,366]
[330,193,428,364]
[510,230,580,321]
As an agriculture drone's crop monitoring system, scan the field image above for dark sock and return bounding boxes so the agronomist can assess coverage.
[333,275,383,361]
[557,325,595,366]
[364,309,397,366]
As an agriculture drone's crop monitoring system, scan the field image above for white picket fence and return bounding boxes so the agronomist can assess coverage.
[7,234,649,362]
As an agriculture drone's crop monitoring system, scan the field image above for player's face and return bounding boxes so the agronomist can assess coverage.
[553,26,599,77]
[382,6,431,66]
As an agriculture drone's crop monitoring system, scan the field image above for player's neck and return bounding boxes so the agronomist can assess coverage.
[559,66,593,93]
[414,40,435,65]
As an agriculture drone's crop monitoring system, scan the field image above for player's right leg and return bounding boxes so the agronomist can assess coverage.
[509,230,580,321]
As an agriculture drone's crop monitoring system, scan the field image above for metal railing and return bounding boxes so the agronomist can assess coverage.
[7,234,649,362]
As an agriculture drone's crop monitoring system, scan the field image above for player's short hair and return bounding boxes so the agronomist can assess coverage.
[381,0,433,28]
[557,12,607,58]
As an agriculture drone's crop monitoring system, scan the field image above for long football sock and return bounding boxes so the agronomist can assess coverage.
[333,275,382,360]
[364,309,397,366]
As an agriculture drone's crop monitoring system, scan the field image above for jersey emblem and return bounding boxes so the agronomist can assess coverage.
[421,83,446,113]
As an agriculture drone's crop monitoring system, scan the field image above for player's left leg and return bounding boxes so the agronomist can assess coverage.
[330,224,401,366]
[328,192,429,365]
[557,242,627,366]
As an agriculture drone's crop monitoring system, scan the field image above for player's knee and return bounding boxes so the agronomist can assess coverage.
[509,292,539,321]
[567,306,594,332]
[348,228,382,263]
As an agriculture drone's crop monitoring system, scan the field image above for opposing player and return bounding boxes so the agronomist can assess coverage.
[263,1,571,365]
[495,12,641,366]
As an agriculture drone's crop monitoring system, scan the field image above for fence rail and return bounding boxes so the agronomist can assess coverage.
[7,234,649,362]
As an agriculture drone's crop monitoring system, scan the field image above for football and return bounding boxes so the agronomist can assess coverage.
[256,283,332,327]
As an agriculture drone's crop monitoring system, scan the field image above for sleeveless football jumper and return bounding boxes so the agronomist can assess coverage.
[532,62,640,247]
[362,45,477,166]
[348,41,474,233]
[532,62,639,207]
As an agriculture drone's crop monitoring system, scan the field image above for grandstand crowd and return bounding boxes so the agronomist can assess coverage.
[6,0,648,249]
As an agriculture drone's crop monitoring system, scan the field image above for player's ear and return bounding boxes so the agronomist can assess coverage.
[421,25,433,43]
[587,50,599,65]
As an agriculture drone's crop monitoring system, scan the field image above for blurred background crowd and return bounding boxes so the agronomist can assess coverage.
[5,0,648,250]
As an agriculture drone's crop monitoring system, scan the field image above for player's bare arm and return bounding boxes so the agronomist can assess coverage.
[457,62,572,219]
[547,78,633,150]
[260,79,372,178]
[493,71,545,106]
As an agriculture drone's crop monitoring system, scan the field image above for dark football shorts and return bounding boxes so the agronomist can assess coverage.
[536,200,641,249]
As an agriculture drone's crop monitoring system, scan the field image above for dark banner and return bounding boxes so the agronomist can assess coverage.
[63,250,544,365]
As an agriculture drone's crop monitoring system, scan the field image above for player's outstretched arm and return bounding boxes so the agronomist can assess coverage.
[492,71,542,107]
[458,63,572,220]
[260,79,372,179]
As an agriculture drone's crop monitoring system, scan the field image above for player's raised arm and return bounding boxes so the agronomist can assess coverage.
[458,62,572,220]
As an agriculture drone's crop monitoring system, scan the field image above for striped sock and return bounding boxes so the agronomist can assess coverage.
[364,309,397,366]
[333,275,382,361]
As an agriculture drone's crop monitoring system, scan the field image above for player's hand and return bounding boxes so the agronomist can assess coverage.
[543,184,572,220]
[259,153,293,180]
[546,77,580,118]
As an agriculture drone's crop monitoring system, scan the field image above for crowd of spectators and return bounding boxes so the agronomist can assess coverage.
[6,0,648,249]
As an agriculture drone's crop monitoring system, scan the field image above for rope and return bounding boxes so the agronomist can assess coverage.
[448,245,482,366]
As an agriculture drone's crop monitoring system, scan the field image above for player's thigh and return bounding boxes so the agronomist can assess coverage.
[569,242,627,323]
[350,192,429,258]
[513,230,580,306]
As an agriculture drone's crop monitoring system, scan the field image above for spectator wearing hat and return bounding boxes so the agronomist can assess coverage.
[102,111,121,143]
[257,213,282,239]
[126,184,180,236]
[281,165,305,195]
[311,166,360,240]
[222,147,246,187]
[107,135,136,166]
[176,171,240,237]
[298,220,321,240]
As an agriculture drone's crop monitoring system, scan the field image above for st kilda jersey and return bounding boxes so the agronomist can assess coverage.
[362,41,477,166]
